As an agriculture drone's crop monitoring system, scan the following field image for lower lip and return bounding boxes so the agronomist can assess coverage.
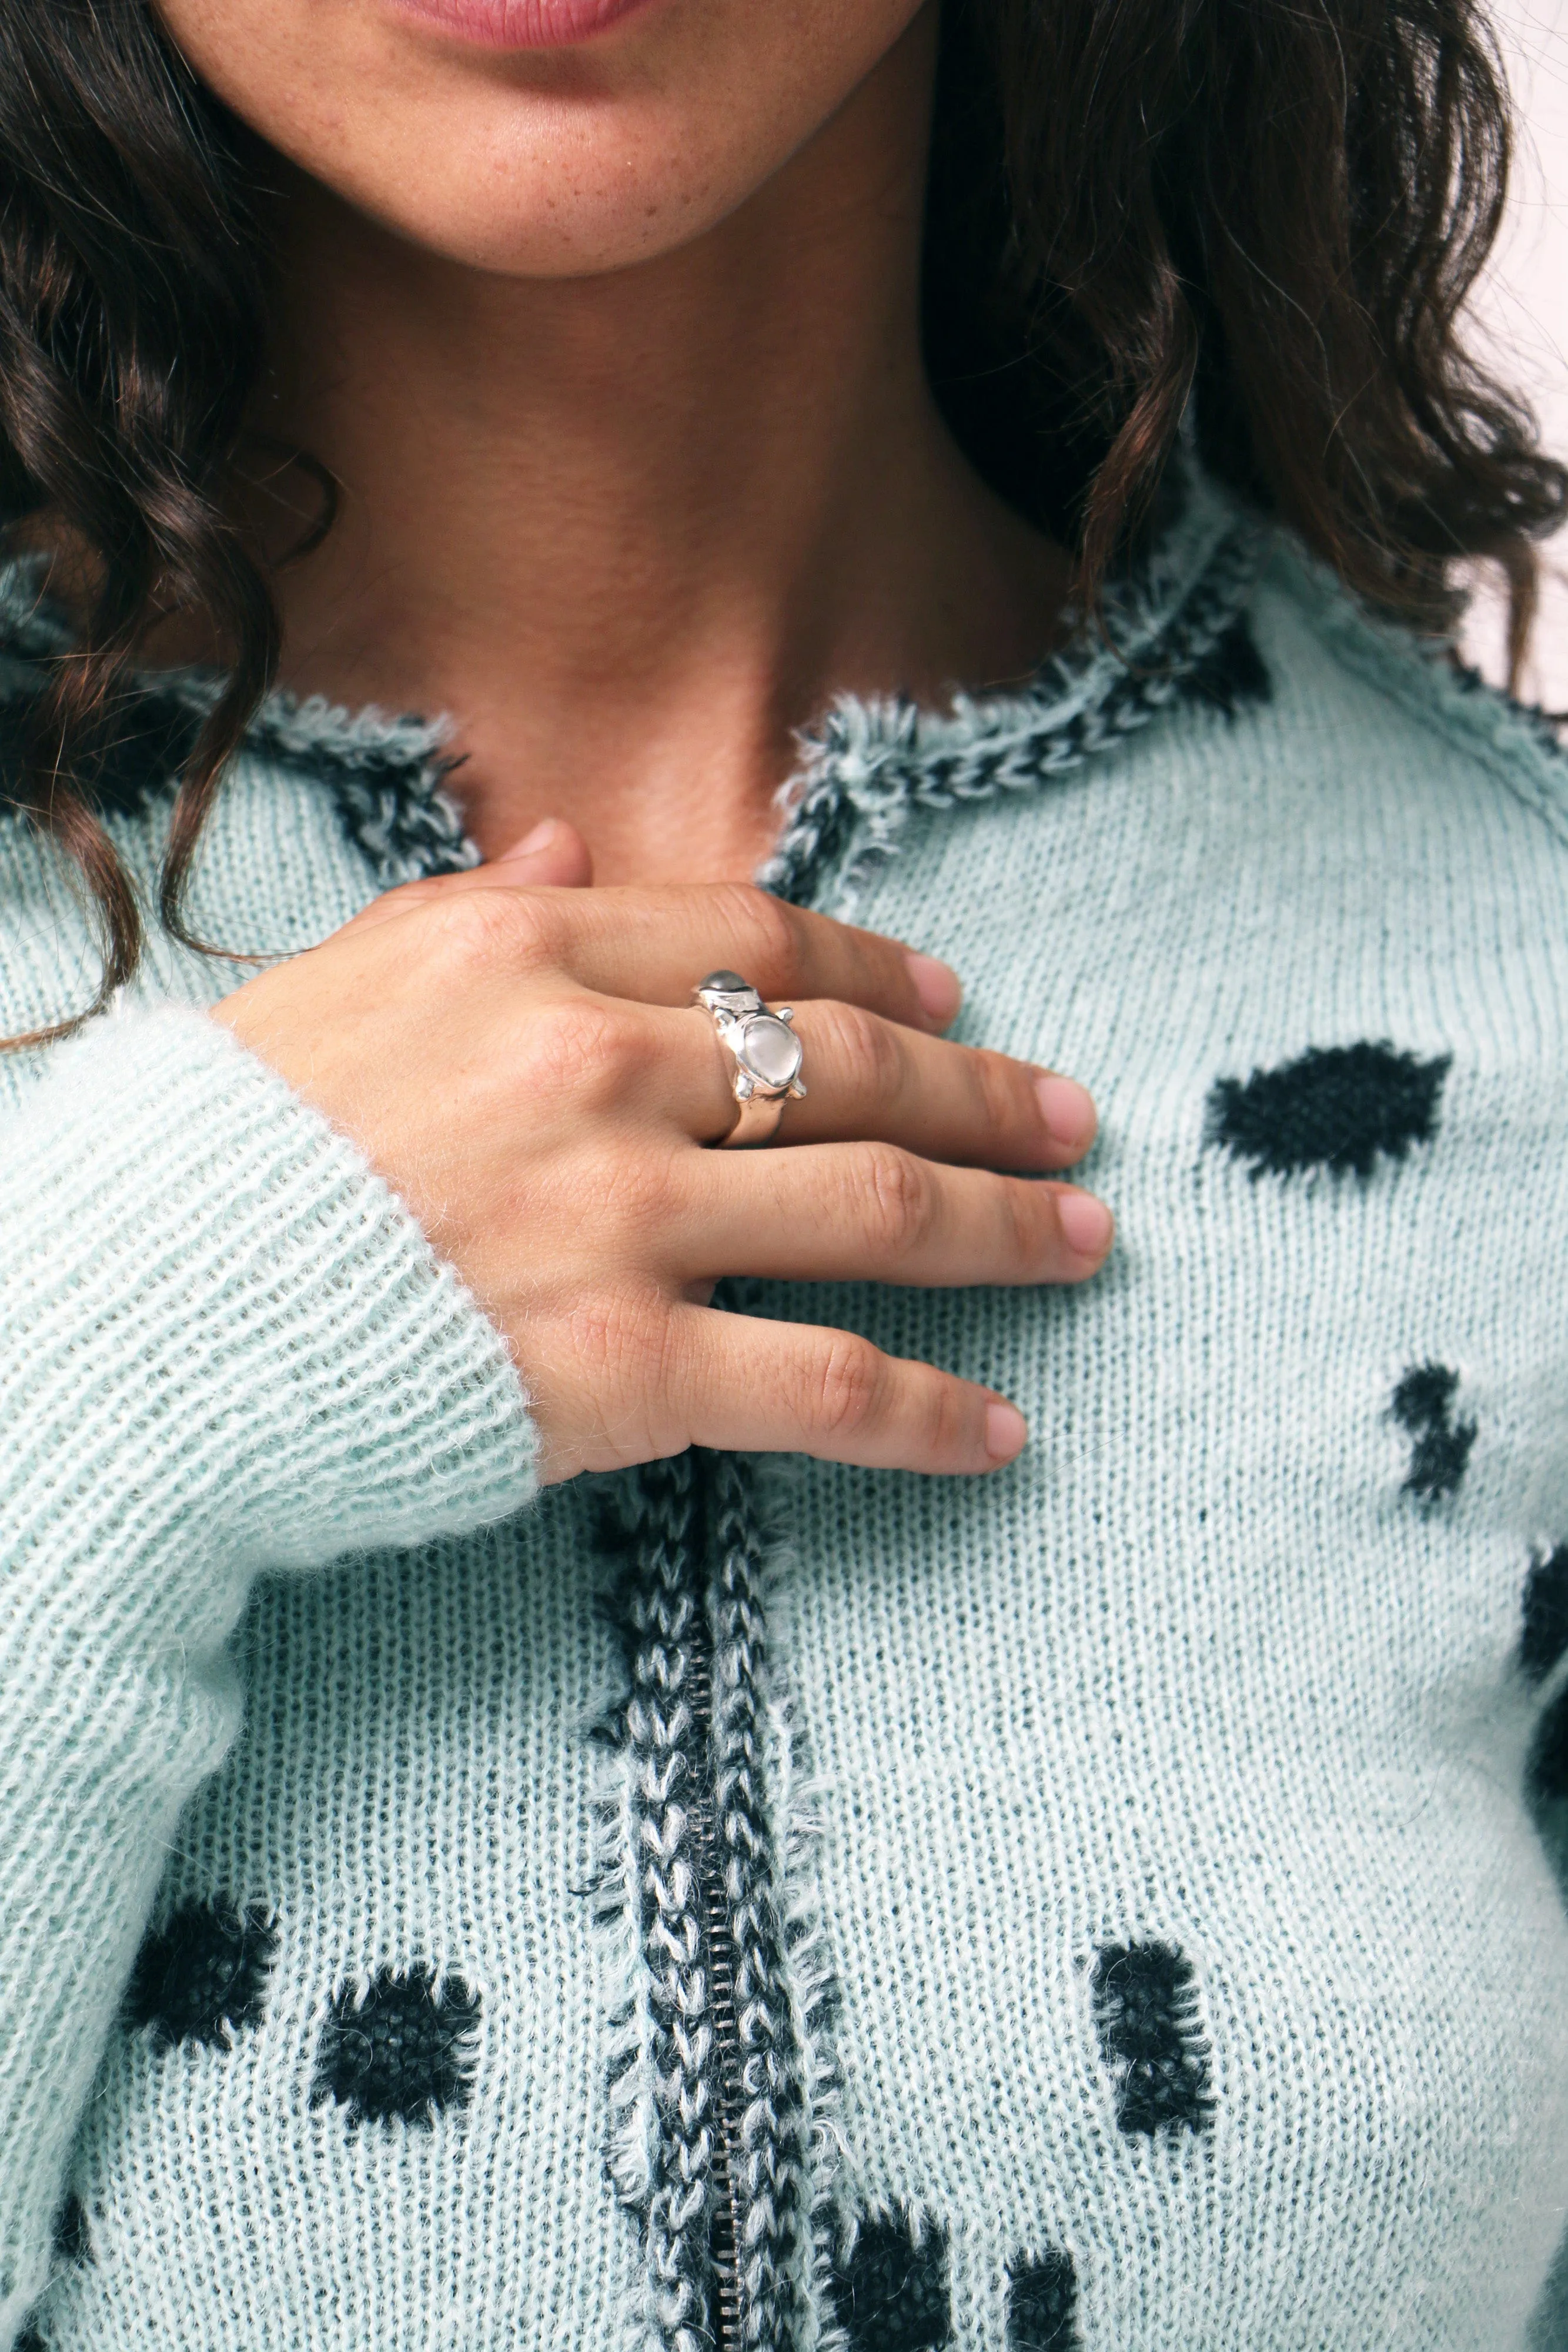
[390,0,657,48]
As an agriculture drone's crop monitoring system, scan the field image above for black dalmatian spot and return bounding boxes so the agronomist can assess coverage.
[1206,1041,1450,1182]
[825,2211,952,2352]
[1179,613,1273,717]
[310,1964,480,2127]
[123,1899,278,2052]
[9,2199,92,2352]
[1520,1545,1568,1686]
[1007,2246,1080,2350]
[1528,1686,1568,1809]
[1091,1940,1213,2136]
[52,2194,89,2267]
[1390,1363,1476,1505]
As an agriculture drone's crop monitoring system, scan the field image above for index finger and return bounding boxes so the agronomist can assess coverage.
[519,883,962,1032]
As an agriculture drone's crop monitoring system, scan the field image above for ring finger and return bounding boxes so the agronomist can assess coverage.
[645,997,1096,1171]
[750,997,1096,1167]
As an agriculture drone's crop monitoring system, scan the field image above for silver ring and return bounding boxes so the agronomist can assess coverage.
[694,969,808,1147]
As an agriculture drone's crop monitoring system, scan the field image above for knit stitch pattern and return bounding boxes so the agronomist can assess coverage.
[1,475,1567,2351]
[0,1005,537,2344]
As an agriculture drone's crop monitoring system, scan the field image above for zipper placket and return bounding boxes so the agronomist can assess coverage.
[690,1635,747,2352]
[618,1448,796,2352]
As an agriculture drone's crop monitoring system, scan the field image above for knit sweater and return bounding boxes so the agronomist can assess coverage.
[2,478,1567,2352]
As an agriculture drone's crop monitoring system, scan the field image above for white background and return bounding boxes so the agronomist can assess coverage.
[1464,0,1568,704]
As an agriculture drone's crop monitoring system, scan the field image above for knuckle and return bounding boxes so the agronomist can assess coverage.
[371,877,443,917]
[522,995,649,1100]
[427,884,558,972]
[808,1335,890,1442]
[925,1374,978,1460]
[854,1143,937,1256]
[552,1287,691,1470]
[815,1000,904,1104]
[972,1047,1028,1140]
[603,1145,686,1243]
[708,883,799,983]
[561,1285,669,1398]
[1000,1175,1049,1267]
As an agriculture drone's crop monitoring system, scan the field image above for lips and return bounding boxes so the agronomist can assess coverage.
[389,0,657,51]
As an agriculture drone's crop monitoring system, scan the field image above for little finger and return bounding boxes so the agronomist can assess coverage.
[668,1303,1029,1473]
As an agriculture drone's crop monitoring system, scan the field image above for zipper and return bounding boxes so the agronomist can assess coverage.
[689,1635,746,2352]
[613,1451,783,2352]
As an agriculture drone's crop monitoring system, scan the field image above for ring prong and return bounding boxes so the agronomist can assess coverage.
[778,1006,794,1024]
[791,1078,807,1098]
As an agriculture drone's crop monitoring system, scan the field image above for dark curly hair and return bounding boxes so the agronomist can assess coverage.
[0,0,1562,1037]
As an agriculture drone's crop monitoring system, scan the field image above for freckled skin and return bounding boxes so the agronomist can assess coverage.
[153,0,1090,1481]
[155,0,927,278]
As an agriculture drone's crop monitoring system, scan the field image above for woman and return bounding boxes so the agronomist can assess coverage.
[1,0,1566,2343]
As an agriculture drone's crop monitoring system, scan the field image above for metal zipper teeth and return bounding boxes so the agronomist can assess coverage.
[689,1644,747,2352]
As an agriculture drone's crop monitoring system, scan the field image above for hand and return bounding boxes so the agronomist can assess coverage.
[211,817,1112,1482]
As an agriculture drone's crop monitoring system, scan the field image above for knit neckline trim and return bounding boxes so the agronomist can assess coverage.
[0,471,1263,903]
[761,472,1263,908]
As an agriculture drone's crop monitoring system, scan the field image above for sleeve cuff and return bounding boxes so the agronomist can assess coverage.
[0,1000,539,1617]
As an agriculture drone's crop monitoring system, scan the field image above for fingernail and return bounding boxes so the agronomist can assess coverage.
[1035,1073,1097,1152]
[904,951,962,1025]
[506,819,560,858]
[1057,1190,1114,1261]
[985,1401,1028,1462]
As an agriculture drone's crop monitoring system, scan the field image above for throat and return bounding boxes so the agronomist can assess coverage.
[266,520,1065,886]
[447,703,801,886]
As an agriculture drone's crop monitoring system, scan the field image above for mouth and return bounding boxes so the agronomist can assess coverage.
[387,0,659,50]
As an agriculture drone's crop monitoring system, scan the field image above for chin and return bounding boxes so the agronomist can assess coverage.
[156,0,929,279]
[339,115,774,280]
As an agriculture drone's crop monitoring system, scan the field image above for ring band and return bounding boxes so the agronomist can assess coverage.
[694,969,808,1147]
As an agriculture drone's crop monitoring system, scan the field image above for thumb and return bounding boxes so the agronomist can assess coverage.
[486,817,594,887]
[338,814,594,938]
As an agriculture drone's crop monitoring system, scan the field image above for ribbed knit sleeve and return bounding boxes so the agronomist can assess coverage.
[0,1004,539,2336]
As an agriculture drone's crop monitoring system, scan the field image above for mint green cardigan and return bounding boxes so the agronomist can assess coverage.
[1,480,1566,2352]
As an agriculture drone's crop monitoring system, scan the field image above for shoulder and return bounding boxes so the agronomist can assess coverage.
[0,567,477,1066]
[782,476,1568,952]
[1238,528,1568,867]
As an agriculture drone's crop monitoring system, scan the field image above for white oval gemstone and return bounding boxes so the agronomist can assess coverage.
[740,1014,803,1088]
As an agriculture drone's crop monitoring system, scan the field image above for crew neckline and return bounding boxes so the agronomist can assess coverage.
[0,470,1265,906]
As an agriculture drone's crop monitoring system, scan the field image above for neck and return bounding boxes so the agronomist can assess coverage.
[249,11,1066,880]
